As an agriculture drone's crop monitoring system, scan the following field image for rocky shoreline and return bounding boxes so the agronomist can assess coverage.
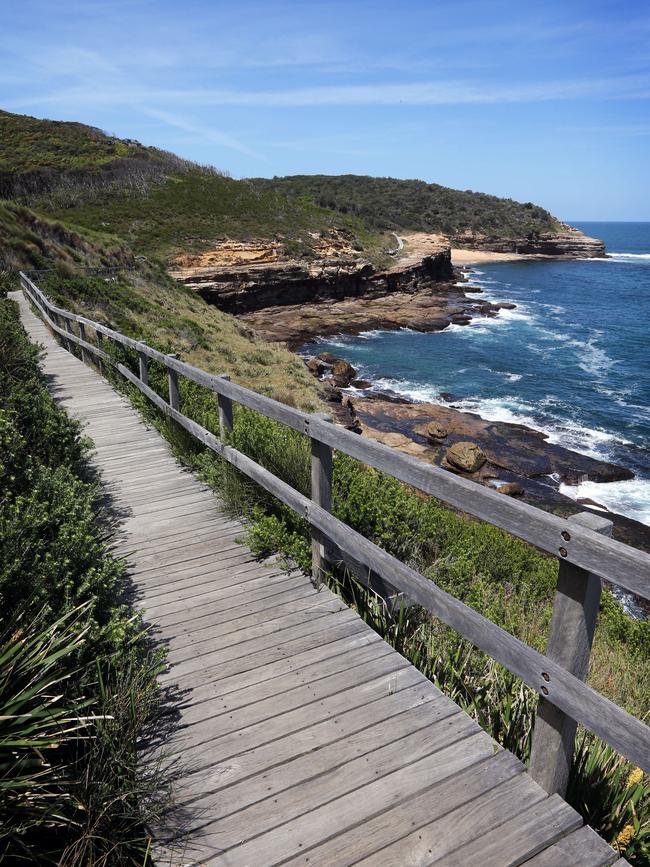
[175,227,650,557]
[173,228,604,349]
[450,226,606,258]
[306,348,650,565]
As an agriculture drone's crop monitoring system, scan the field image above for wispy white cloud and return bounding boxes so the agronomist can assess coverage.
[13,73,650,111]
[561,122,650,137]
[139,107,266,160]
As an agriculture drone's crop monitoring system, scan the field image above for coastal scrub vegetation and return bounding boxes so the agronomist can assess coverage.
[249,174,564,239]
[0,109,387,264]
[34,265,323,411]
[1,109,564,267]
[0,298,170,863]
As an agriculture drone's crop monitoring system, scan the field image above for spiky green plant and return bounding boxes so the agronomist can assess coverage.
[0,604,94,859]
[567,735,649,862]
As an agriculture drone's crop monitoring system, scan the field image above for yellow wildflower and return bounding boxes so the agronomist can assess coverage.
[627,767,644,788]
[615,824,635,852]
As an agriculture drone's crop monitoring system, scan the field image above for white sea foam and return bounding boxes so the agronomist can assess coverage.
[356,329,384,340]
[560,479,650,527]
[577,252,650,262]
[452,395,543,430]
[607,252,650,260]
[497,306,535,323]
[451,393,634,457]
[576,333,615,376]
[370,378,440,403]
[483,368,524,383]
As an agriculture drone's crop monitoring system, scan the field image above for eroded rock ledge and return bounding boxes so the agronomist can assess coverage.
[451,227,605,258]
[322,387,650,554]
[172,247,454,315]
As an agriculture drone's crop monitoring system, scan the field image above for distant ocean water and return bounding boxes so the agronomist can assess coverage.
[302,222,650,525]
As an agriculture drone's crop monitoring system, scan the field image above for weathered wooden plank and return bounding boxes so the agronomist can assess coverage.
[286,751,527,866]
[159,619,376,692]
[143,571,309,620]
[171,677,437,817]
[130,519,242,573]
[162,678,440,823]
[185,707,476,851]
[152,577,316,633]
[160,589,349,650]
[133,546,258,588]
[522,824,618,866]
[116,484,211,510]
[128,532,244,578]
[204,732,497,865]
[167,359,180,411]
[115,519,241,556]
[164,608,365,692]
[138,350,149,386]
[176,637,394,726]
[168,665,428,773]
[122,502,224,534]
[150,587,320,647]
[217,374,233,440]
[126,492,216,519]
[132,544,259,586]
[165,603,348,672]
[435,793,582,865]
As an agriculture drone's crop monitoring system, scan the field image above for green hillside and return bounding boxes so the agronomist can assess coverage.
[0,109,175,173]
[249,174,563,238]
[0,110,384,262]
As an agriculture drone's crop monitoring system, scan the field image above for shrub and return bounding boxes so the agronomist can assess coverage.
[0,297,169,863]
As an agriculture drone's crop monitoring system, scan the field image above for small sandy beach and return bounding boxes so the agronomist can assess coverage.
[451,248,537,265]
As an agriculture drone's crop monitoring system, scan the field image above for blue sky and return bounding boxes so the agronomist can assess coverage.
[2,0,649,220]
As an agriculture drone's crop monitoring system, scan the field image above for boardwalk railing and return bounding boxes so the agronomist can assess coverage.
[20,271,650,797]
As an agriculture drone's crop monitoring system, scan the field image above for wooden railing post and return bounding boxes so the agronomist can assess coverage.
[96,330,104,373]
[217,375,233,440]
[529,511,613,796]
[139,351,149,386]
[310,421,333,585]
[64,318,75,354]
[78,321,88,364]
[167,355,179,410]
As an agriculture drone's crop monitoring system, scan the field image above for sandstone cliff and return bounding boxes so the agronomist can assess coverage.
[170,235,455,315]
[451,227,605,258]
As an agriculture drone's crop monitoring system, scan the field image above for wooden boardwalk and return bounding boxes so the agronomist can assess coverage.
[14,290,623,866]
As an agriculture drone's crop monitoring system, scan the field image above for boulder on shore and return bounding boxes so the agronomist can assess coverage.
[331,359,357,387]
[306,356,326,376]
[497,481,524,497]
[442,441,487,473]
[425,422,448,441]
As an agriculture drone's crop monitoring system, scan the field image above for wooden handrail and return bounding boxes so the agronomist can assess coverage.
[20,271,650,789]
[20,273,650,601]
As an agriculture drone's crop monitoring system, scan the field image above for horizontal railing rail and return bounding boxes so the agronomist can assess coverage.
[20,271,650,795]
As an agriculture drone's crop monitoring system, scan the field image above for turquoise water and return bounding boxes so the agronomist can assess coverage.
[302,222,650,524]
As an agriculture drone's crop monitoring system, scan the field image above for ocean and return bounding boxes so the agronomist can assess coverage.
[302,222,650,526]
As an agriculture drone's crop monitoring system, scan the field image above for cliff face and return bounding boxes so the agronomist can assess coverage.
[451,228,605,258]
[171,245,455,315]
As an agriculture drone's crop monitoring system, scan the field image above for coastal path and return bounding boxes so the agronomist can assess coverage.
[14,274,648,865]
